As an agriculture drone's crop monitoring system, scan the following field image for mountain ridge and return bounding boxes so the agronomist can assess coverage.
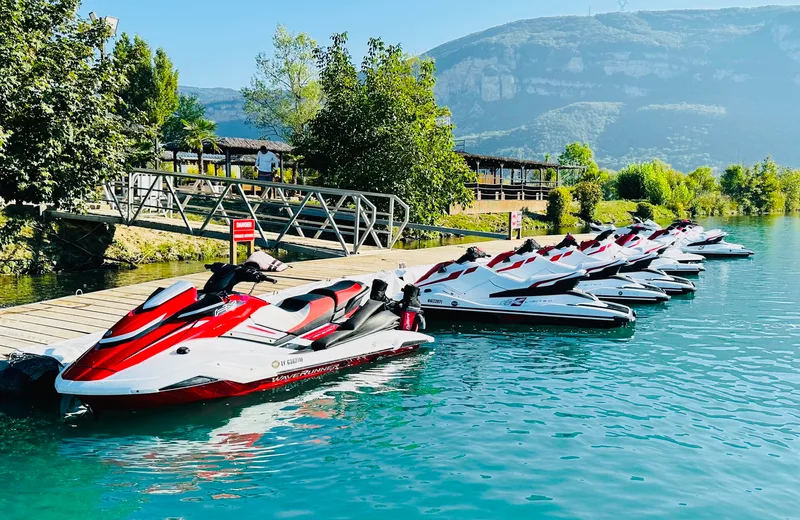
[182,5,800,170]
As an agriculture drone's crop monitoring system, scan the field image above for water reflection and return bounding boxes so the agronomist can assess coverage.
[56,356,431,494]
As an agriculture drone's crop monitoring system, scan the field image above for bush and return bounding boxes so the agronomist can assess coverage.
[573,181,603,223]
[616,164,648,199]
[645,172,672,205]
[634,202,655,220]
[547,187,573,227]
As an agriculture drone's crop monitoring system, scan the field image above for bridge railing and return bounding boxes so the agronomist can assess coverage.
[99,169,410,256]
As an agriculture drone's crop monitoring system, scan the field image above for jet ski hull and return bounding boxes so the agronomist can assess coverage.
[57,340,425,411]
[625,270,696,295]
[420,291,635,329]
[579,276,670,304]
[682,245,754,257]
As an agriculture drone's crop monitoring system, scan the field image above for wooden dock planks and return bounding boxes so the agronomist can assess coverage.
[0,234,588,356]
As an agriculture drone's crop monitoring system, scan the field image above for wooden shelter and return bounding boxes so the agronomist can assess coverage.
[164,138,294,178]
[456,151,584,186]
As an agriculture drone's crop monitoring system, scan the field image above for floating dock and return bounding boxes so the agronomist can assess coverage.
[0,234,587,356]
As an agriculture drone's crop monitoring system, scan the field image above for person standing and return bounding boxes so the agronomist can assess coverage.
[255,146,274,198]
[255,146,273,182]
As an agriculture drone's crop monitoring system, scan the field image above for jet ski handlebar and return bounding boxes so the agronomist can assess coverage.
[455,246,490,264]
[202,262,278,293]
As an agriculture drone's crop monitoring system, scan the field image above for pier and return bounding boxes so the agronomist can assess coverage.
[0,234,588,356]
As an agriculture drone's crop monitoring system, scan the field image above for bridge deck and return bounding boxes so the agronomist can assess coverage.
[0,234,587,356]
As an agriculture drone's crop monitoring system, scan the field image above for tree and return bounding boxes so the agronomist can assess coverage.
[163,94,206,144]
[573,181,603,223]
[558,142,599,185]
[547,187,573,227]
[112,33,179,150]
[296,34,475,224]
[243,25,322,144]
[687,166,717,194]
[616,163,649,199]
[0,0,128,208]
[780,168,800,212]
[182,119,218,175]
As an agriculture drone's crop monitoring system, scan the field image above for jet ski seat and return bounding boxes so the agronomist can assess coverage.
[275,293,336,335]
[310,280,367,313]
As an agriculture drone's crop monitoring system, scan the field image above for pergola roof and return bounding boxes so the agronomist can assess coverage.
[457,151,585,170]
[164,137,293,155]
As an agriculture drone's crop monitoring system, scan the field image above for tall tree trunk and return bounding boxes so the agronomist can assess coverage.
[198,149,204,175]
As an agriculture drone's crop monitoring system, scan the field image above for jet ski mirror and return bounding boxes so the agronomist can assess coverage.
[595,229,615,241]
[554,234,579,250]
[455,247,490,264]
[515,239,542,255]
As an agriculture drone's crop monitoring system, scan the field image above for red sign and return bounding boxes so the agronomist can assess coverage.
[510,211,523,230]
[232,219,256,242]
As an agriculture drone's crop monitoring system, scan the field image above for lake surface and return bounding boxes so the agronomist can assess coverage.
[2,216,800,519]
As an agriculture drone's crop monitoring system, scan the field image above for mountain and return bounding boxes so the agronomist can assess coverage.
[183,6,800,170]
[428,6,800,170]
[177,86,260,139]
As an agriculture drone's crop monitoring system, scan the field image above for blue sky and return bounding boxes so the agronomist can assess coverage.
[80,0,800,89]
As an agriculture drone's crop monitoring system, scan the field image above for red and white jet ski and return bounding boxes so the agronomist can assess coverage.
[615,226,705,275]
[578,231,697,295]
[400,247,635,328]
[670,219,754,257]
[490,239,670,304]
[52,253,432,411]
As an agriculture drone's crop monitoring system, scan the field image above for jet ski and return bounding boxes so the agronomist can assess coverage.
[615,226,705,275]
[490,239,669,304]
[578,232,697,295]
[46,252,432,411]
[668,220,754,257]
[401,247,636,328]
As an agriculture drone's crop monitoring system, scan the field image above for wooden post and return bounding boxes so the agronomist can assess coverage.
[279,153,285,182]
[225,149,232,178]
[172,151,178,173]
[499,162,505,200]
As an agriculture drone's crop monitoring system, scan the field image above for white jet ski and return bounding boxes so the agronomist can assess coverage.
[489,239,670,304]
[578,232,697,295]
[400,247,636,328]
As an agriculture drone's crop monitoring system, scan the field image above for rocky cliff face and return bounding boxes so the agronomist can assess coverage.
[428,6,800,170]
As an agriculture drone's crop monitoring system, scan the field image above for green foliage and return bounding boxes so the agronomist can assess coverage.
[163,94,205,144]
[634,202,656,220]
[297,34,475,224]
[182,119,219,175]
[780,168,800,212]
[687,166,717,194]
[598,169,618,200]
[558,142,599,185]
[0,0,128,208]
[721,157,784,214]
[547,187,573,227]
[243,25,322,144]
[573,181,602,223]
[645,171,672,205]
[616,163,648,199]
[112,34,179,135]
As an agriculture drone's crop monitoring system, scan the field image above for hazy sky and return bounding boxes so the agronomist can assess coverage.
[79,0,800,89]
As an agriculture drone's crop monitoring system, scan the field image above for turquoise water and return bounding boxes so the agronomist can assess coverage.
[2,216,800,519]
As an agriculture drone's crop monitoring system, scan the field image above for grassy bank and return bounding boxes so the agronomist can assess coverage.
[431,200,685,238]
[0,209,231,275]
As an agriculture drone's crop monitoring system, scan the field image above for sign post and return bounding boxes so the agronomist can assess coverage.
[230,218,256,264]
[508,211,523,240]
